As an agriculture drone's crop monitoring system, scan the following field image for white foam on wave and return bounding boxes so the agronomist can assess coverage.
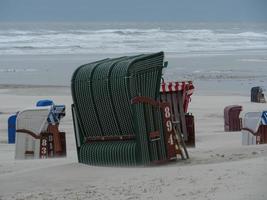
[236,32,267,38]
[0,68,37,73]
[208,70,233,74]
[239,58,267,62]
[0,28,267,55]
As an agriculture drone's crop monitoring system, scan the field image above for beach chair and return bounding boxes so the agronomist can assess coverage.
[15,105,66,159]
[160,81,195,148]
[241,111,267,145]
[71,52,187,166]
[251,86,266,103]
[224,105,242,132]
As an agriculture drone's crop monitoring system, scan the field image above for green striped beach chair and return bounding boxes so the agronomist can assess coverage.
[71,52,185,166]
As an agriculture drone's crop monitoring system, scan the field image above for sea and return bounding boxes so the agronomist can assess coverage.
[0,22,267,94]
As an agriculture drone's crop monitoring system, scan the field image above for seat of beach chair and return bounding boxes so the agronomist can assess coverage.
[71,52,183,166]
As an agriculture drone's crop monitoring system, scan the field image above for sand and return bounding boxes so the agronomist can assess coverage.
[1,50,267,94]
[0,85,266,200]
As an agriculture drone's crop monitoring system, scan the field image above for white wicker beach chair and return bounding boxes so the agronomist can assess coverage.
[241,112,262,145]
[15,106,51,159]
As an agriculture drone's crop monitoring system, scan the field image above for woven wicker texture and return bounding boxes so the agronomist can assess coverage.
[71,52,167,165]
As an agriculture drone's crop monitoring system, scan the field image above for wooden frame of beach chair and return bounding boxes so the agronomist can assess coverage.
[131,96,185,162]
[160,81,195,147]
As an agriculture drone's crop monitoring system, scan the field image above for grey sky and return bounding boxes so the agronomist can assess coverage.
[0,0,266,22]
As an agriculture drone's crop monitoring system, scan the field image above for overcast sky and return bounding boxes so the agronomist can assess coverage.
[0,0,266,22]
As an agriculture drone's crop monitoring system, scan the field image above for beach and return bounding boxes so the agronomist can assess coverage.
[0,82,266,200]
[0,22,267,199]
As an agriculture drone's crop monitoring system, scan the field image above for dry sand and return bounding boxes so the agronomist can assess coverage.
[0,85,266,200]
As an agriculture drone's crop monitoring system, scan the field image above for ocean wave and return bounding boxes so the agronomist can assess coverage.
[0,28,267,55]
[236,31,267,38]
[0,68,37,73]
[239,58,267,62]
[185,71,267,80]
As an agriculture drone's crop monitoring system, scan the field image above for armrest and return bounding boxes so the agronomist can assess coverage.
[16,129,41,139]
[241,128,258,136]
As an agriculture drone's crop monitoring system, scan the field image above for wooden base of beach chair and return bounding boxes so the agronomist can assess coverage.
[15,126,66,159]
